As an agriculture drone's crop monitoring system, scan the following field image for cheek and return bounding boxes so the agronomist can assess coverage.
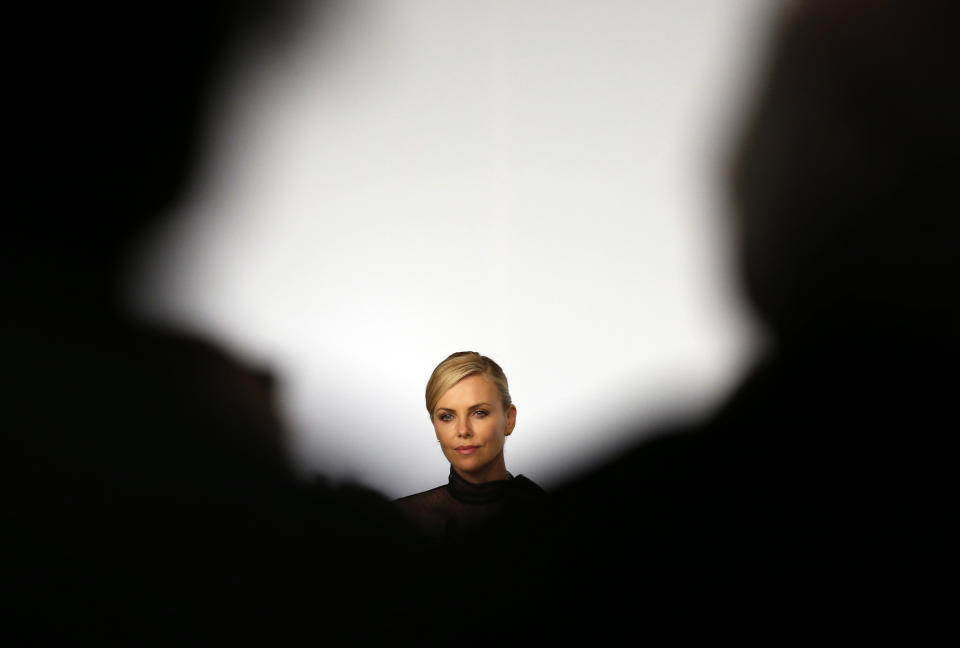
[483,419,506,440]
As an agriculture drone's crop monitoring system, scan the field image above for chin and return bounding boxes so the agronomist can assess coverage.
[454,458,477,470]
[453,458,484,473]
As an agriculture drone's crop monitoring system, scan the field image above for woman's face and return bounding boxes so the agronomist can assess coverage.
[432,373,516,484]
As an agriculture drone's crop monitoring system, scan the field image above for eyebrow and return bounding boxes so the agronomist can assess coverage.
[436,403,492,413]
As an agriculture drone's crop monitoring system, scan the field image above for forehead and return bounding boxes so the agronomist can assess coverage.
[436,374,498,408]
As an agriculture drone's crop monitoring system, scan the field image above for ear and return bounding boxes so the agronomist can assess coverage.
[504,404,517,437]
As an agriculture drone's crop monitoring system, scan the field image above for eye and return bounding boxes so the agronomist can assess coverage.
[438,412,453,422]
[473,409,489,418]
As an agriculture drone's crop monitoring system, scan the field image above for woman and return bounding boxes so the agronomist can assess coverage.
[395,351,545,542]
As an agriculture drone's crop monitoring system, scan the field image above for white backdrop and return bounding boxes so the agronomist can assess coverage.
[129,0,780,498]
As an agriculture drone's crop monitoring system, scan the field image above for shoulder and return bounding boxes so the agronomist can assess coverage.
[394,484,449,510]
[511,475,547,499]
[393,484,457,541]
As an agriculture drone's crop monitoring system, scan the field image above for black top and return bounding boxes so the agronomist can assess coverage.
[395,467,546,543]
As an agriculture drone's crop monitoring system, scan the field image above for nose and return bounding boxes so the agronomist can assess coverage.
[456,417,473,438]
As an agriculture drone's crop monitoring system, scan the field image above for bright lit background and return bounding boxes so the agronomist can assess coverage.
[129,0,780,498]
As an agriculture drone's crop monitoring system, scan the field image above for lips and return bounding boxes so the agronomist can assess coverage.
[455,446,478,455]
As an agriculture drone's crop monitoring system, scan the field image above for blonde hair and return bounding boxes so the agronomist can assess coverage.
[425,351,512,417]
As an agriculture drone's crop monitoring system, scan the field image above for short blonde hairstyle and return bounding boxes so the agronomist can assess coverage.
[425,351,512,417]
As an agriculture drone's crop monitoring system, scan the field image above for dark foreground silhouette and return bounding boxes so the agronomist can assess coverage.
[6,2,435,643]
[491,0,959,642]
[6,0,958,644]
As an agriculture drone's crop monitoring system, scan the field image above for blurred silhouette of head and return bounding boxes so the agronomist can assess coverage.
[728,0,958,347]
[5,1,310,310]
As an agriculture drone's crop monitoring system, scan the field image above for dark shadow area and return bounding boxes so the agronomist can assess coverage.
[5,2,437,643]
[484,0,958,642]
